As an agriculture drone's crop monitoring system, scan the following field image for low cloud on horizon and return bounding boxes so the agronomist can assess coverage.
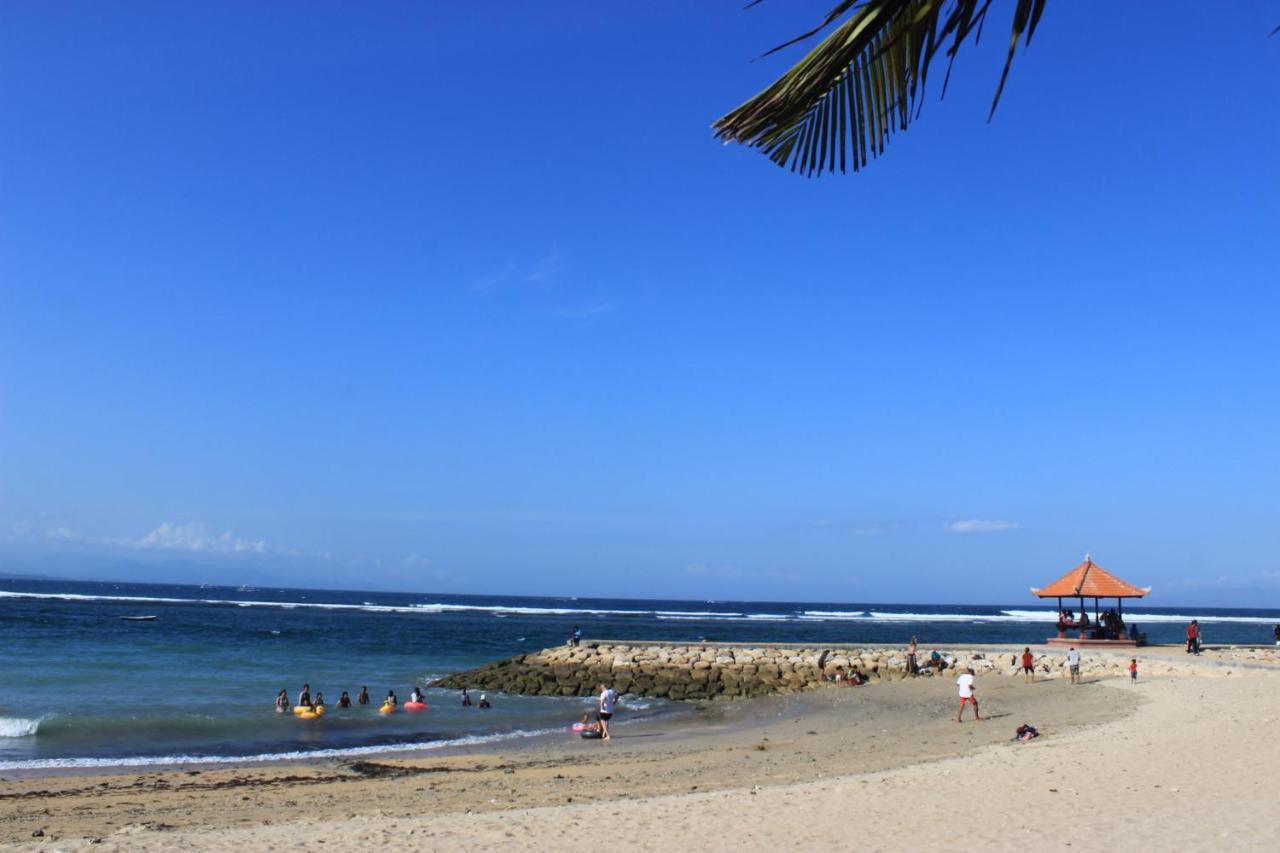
[946,519,1019,534]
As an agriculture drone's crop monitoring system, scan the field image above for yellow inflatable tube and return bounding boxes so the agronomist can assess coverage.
[379,703,396,714]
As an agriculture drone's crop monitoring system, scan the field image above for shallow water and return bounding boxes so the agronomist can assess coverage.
[2,578,1276,769]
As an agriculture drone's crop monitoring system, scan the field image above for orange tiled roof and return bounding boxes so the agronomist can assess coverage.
[1032,558,1150,599]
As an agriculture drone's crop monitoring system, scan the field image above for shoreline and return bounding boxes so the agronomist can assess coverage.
[4,641,1273,780]
[3,643,1277,849]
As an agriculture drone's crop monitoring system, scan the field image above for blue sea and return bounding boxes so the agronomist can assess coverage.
[3,578,1278,772]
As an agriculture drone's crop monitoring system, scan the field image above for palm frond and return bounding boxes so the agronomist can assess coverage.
[713,0,1048,176]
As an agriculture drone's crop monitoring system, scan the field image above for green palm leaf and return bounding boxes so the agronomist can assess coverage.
[713,0,1048,176]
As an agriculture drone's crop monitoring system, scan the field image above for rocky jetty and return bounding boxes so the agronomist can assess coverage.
[430,641,1238,701]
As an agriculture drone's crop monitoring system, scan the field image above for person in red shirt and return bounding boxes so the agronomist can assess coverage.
[1021,647,1035,683]
[1128,659,1138,682]
[1186,620,1200,655]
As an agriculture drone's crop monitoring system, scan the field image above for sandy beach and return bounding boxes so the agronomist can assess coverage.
[4,644,1277,851]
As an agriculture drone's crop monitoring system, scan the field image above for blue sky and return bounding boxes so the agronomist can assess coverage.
[2,1,1278,605]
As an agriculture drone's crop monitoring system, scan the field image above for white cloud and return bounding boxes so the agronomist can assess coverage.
[115,521,270,555]
[946,519,1019,534]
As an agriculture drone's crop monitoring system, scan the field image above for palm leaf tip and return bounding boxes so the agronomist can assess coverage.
[714,0,1046,176]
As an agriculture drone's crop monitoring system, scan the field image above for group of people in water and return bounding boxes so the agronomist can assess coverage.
[275,683,371,714]
[275,683,493,714]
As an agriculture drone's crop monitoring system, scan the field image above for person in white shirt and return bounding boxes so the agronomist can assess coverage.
[597,683,619,741]
[1066,647,1081,685]
[955,668,981,722]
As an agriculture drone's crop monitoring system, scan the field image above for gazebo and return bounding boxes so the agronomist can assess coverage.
[1031,555,1151,647]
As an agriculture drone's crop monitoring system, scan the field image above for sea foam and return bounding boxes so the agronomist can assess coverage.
[0,717,40,738]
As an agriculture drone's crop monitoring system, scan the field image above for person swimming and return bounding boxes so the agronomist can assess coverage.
[478,694,491,709]
[460,688,472,707]
[385,689,397,707]
[275,689,289,713]
[338,691,351,708]
[357,686,369,705]
[313,692,325,710]
[299,683,312,707]
[409,687,424,704]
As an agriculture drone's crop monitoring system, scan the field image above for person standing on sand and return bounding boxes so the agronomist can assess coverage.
[955,668,980,722]
[1186,620,1200,655]
[597,682,619,741]
[1066,647,1081,685]
[907,636,919,676]
[1129,659,1138,683]
[1021,647,1035,683]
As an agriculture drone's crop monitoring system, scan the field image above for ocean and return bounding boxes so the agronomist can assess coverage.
[3,578,1277,772]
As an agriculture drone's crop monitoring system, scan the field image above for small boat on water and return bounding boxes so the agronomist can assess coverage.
[120,615,157,621]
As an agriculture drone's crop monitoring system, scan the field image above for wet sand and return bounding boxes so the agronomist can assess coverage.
[2,667,1145,849]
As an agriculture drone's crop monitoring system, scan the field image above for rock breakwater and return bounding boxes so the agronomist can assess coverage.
[431,641,1242,701]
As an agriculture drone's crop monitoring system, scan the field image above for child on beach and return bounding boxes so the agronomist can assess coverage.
[1021,647,1035,683]
[1129,659,1138,682]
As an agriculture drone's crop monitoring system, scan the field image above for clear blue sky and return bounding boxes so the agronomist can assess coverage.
[2,1,1277,605]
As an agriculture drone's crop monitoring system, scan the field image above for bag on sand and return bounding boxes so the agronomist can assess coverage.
[1014,724,1039,741]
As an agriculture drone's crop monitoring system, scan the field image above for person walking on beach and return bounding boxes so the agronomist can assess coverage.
[955,668,980,722]
[1021,647,1035,683]
[1129,658,1138,683]
[597,682,619,741]
[1066,647,1081,685]
[907,635,919,676]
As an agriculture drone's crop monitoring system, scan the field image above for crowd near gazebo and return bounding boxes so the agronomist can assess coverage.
[1032,555,1151,647]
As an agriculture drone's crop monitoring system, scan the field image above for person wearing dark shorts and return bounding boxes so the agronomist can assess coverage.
[1021,647,1035,683]
[597,682,618,741]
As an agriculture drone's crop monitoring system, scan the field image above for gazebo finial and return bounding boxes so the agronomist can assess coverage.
[1085,552,1092,563]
